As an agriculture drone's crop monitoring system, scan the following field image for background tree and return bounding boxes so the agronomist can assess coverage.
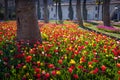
[76,0,83,26]
[43,0,49,23]
[68,0,73,20]
[37,0,41,20]
[55,1,58,24]
[4,0,9,20]
[102,0,111,26]
[58,0,63,24]
[82,0,87,21]
[15,0,42,43]
[0,4,4,20]
[53,0,58,24]
[96,0,101,20]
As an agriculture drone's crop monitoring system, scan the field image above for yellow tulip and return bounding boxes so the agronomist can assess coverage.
[41,62,44,66]
[70,59,76,64]
[89,65,93,68]
[37,61,40,64]
[56,71,61,75]
[65,55,67,59]
[23,65,27,69]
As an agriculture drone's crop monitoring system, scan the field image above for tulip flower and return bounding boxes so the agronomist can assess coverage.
[118,70,120,75]
[68,68,73,74]
[70,59,76,64]
[36,73,41,78]
[26,56,32,63]
[56,71,61,75]
[58,59,63,64]
[73,74,79,79]
[101,65,107,71]
[48,64,54,69]
[51,70,56,76]
[35,68,40,73]
[117,63,120,68]
[45,72,50,78]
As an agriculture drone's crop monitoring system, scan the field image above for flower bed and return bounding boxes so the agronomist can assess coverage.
[0,21,120,80]
[97,25,120,34]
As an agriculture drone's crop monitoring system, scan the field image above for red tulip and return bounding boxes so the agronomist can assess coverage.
[26,56,32,62]
[3,57,8,62]
[71,54,75,59]
[70,65,75,69]
[48,64,54,69]
[78,65,84,69]
[29,49,35,54]
[35,68,40,73]
[117,63,120,68]
[74,50,79,55]
[85,41,88,45]
[112,49,118,56]
[68,68,73,74]
[101,65,106,71]
[45,72,50,78]
[118,70,120,74]
[17,64,22,68]
[88,61,93,65]
[91,68,99,74]
[58,59,63,64]
[36,73,41,78]
[51,70,56,76]
[22,77,26,80]
[73,74,79,79]
[54,49,58,53]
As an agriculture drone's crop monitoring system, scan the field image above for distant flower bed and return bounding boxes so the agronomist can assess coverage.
[0,21,120,80]
[84,23,93,27]
[97,25,120,33]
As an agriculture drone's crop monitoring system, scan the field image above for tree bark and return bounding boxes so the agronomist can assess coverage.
[43,0,49,23]
[103,0,111,26]
[55,1,58,24]
[76,0,83,26]
[97,0,100,20]
[68,0,74,20]
[82,0,87,21]
[4,0,9,20]
[58,0,63,24]
[15,0,42,44]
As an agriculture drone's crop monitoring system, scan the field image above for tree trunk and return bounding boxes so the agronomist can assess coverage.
[103,0,111,26]
[68,0,74,20]
[15,0,42,44]
[76,0,83,26]
[37,0,41,20]
[97,0,101,20]
[43,0,49,23]
[55,1,58,24]
[4,0,9,20]
[58,0,63,24]
[82,0,87,21]
[97,4,100,20]
[102,3,103,21]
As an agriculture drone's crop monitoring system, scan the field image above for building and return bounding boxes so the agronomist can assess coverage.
[0,0,120,21]
[39,0,120,21]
